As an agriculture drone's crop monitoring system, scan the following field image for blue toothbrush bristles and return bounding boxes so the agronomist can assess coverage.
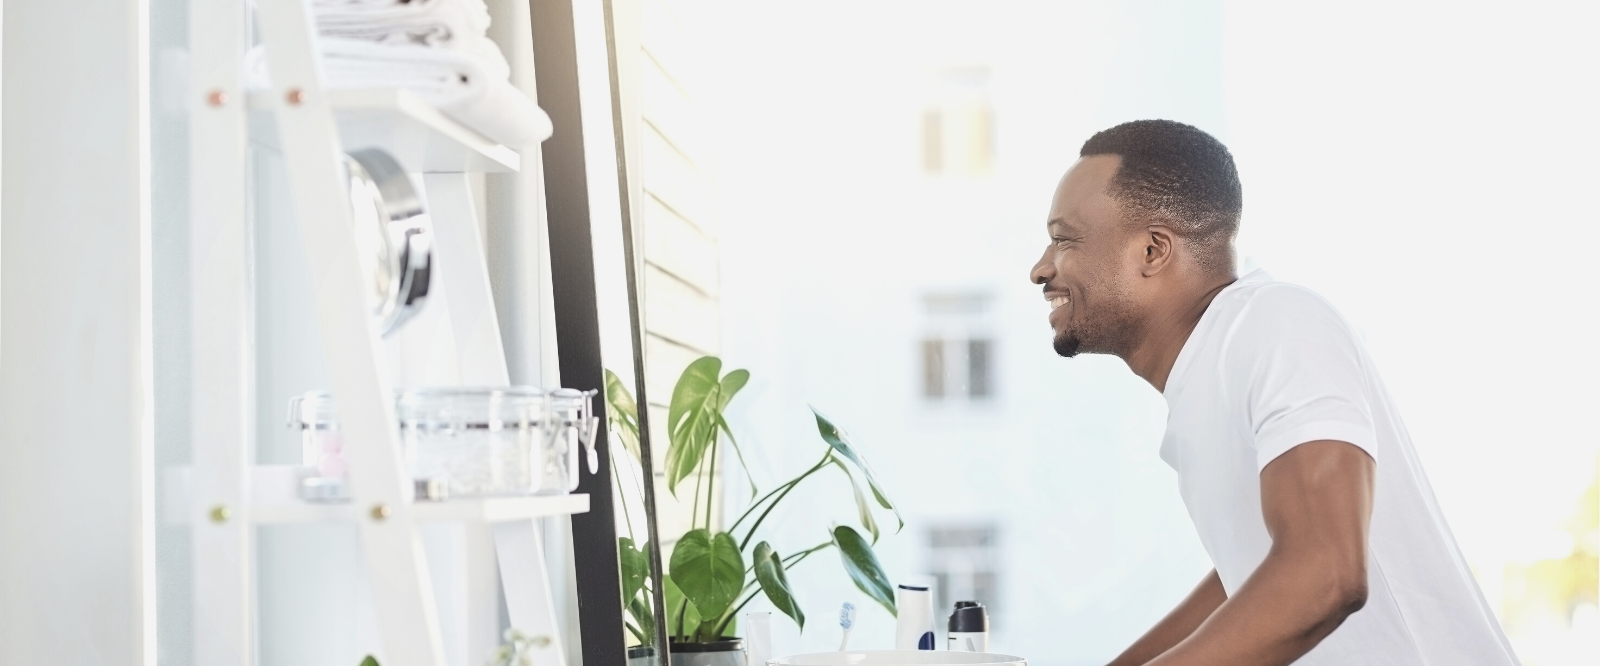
[838,602,857,651]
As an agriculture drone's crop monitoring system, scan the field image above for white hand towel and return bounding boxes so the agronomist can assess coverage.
[246,39,552,148]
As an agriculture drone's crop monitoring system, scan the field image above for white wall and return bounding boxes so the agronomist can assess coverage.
[0,0,154,664]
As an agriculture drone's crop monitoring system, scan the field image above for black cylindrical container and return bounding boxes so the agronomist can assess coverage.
[947,601,990,652]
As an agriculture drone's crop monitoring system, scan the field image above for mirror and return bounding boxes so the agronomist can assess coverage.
[528,1,673,665]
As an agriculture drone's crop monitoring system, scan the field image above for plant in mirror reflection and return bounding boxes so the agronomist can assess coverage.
[606,356,903,645]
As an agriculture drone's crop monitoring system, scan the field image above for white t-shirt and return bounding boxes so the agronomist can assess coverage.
[1161,270,1519,665]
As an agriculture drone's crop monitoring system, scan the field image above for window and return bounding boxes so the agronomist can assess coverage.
[920,293,995,401]
[920,66,995,177]
[926,523,1001,616]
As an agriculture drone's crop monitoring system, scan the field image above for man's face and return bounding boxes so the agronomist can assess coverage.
[1030,155,1145,358]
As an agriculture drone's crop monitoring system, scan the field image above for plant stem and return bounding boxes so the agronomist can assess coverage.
[690,455,704,533]
[714,587,764,637]
[704,424,719,530]
[625,620,647,644]
[611,449,635,540]
[730,451,833,544]
[738,452,835,551]
[783,541,833,567]
[675,598,689,641]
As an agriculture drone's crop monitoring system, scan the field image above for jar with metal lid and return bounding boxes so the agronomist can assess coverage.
[287,391,346,479]
[287,387,598,499]
[399,387,560,497]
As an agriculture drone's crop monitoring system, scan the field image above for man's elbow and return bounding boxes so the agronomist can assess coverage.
[1332,573,1368,616]
[1324,564,1369,622]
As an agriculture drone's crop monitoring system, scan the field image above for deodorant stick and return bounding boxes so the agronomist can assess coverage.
[894,585,936,650]
[947,601,989,652]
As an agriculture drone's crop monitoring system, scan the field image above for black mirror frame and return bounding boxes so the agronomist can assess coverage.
[530,1,671,666]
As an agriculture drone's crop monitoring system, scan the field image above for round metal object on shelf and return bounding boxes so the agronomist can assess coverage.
[342,148,432,336]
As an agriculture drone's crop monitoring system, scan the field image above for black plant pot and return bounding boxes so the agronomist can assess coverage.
[628,645,658,666]
[670,638,747,666]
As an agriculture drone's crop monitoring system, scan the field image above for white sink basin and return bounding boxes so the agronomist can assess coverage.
[769,651,1026,666]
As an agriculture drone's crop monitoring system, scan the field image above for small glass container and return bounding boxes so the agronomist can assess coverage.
[287,391,346,479]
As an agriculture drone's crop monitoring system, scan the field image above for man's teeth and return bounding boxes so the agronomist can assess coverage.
[1049,296,1070,310]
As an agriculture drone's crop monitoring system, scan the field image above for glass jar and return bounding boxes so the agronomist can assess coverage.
[398,387,548,497]
[287,387,596,498]
[286,391,345,479]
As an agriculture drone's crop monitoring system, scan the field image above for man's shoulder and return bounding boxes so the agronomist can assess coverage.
[1219,271,1351,335]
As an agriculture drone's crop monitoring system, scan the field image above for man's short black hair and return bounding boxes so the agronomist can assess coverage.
[1080,119,1242,272]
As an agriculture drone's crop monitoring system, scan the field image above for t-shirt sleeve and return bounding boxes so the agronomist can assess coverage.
[1228,286,1379,470]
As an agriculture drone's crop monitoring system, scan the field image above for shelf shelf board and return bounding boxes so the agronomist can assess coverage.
[165,465,588,524]
[252,493,590,524]
[248,88,520,173]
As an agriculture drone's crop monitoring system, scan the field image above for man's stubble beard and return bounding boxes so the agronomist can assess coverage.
[1053,331,1083,358]
[1051,280,1139,359]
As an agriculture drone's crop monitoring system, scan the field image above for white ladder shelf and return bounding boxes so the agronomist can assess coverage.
[186,1,581,665]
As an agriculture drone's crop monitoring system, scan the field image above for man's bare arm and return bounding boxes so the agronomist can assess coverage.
[1141,440,1375,666]
[1105,570,1227,666]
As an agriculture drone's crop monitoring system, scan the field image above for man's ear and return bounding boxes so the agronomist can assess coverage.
[1142,225,1176,277]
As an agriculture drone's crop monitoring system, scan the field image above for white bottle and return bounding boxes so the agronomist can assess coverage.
[746,611,772,666]
[947,601,989,652]
[894,585,937,650]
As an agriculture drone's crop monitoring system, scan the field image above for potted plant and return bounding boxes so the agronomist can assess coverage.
[606,357,903,666]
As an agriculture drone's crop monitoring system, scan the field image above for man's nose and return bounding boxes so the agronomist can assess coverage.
[1030,249,1053,285]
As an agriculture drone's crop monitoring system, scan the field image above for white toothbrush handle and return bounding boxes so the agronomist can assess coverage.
[838,628,852,651]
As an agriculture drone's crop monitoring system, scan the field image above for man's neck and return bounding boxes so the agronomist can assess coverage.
[1123,275,1237,393]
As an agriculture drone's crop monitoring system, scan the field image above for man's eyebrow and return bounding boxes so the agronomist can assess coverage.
[1047,217,1079,233]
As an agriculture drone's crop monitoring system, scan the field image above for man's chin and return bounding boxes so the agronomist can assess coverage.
[1053,333,1081,358]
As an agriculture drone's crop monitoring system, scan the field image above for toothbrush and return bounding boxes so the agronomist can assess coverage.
[837,602,857,651]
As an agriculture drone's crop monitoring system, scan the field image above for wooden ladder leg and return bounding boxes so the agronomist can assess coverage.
[189,0,253,662]
[254,1,447,664]
[424,172,512,385]
[494,520,571,666]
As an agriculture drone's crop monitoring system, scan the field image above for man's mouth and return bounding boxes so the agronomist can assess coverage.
[1046,293,1070,311]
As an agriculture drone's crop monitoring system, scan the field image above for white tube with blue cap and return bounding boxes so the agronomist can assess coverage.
[893,584,936,650]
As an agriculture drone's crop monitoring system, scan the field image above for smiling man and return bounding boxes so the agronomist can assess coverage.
[1032,120,1519,665]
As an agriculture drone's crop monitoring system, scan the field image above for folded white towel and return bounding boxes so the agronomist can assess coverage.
[246,39,552,148]
[313,0,492,51]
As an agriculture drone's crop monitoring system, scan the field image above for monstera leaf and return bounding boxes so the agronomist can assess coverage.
[832,525,897,616]
[663,572,701,640]
[664,357,755,496]
[814,408,904,532]
[752,541,805,629]
[619,537,649,607]
[604,369,641,463]
[669,529,745,630]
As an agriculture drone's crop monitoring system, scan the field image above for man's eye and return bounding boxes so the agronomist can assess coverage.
[1053,237,1072,248]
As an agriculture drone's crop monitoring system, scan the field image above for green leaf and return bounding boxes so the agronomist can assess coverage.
[833,459,880,544]
[752,541,805,630]
[717,369,750,410]
[695,618,727,642]
[663,573,702,641]
[665,358,723,494]
[831,525,897,616]
[619,537,649,609]
[628,595,657,645]
[813,408,904,532]
[604,369,642,463]
[667,357,722,435]
[359,657,380,666]
[668,530,745,625]
[714,412,758,499]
